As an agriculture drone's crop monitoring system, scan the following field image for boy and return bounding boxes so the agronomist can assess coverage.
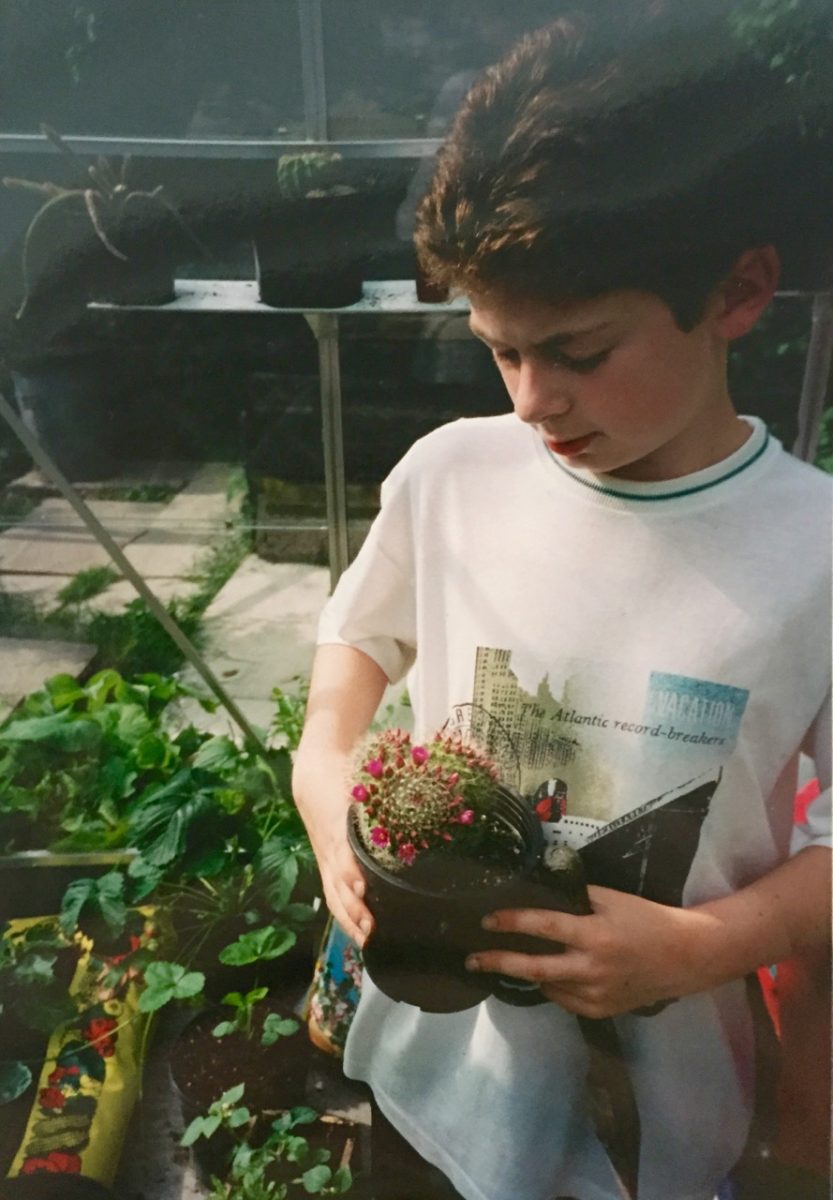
[293,13,831,1200]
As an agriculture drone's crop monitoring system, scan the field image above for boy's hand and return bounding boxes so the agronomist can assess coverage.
[293,774,374,949]
[465,886,699,1018]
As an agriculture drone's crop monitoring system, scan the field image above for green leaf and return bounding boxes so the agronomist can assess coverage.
[220,991,245,1008]
[211,1021,237,1038]
[244,986,269,1005]
[0,713,101,751]
[192,735,240,773]
[302,1164,332,1193]
[219,1082,246,1106]
[227,1105,250,1128]
[115,704,153,746]
[218,926,296,966]
[134,732,170,770]
[139,961,205,1012]
[257,836,301,910]
[331,1165,353,1193]
[0,1061,33,1105]
[15,951,56,986]
[261,1013,299,1046]
[287,1106,319,1127]
[285,1134,310,1163]
[44,674,85,710]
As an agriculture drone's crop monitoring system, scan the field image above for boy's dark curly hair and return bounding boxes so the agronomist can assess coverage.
[415,8,832,329]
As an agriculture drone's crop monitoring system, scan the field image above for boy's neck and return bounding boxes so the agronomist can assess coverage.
[608,409,752,483]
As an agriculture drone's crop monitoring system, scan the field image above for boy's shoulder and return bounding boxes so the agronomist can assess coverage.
[398,413,528,475]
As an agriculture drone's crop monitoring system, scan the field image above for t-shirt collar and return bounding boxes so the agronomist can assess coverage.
[543,415,771,503]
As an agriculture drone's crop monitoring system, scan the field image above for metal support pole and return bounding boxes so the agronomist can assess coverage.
[792,292,833,463]
[298,0,328,142]
[0,389,269,757]
[306,313,349,589]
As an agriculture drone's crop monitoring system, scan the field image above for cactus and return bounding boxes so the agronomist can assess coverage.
[3,124,210,318]
[275,151,358,200]
[350,728,502,868]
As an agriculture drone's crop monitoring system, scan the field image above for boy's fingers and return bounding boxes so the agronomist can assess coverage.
[482,907,590,947]
[466,948,585,985]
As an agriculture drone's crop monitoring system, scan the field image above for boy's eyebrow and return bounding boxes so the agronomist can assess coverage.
[468,319,613,349]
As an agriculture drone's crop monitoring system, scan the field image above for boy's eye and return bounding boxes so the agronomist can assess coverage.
[492,347,611,373]
[545,348,612,373]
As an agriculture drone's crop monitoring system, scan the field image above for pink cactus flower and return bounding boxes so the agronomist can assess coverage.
[411,745,429,765]
[366,759,384,779]
[352,784,370,803]
[397,842,417,865]
[370,826,390,847]
[457,809,475,824]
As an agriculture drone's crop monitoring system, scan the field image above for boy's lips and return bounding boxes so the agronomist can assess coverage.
[545,432,596,456]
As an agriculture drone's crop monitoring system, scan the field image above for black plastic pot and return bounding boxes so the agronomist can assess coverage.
[0,1177,114,1199]
[348,788,584,1013]
[253,186,394,309]
[170,999,312,1181]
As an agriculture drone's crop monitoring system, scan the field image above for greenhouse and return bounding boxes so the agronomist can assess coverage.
[0,3,830,1200]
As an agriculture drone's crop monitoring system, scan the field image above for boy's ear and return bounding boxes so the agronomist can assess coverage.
[710,245,780,341]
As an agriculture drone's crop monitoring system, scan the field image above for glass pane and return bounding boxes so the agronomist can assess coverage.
[322,0,560,139]
[0,0,304,138]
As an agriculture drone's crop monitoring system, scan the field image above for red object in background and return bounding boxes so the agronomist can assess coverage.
[756,778,831,1179]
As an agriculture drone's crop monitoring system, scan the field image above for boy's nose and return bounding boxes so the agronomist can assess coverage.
[512,359,573,425]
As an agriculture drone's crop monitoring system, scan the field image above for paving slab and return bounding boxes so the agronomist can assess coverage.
[0,572,71,611]
[0,498,166,574]
[197,557,330,688]
[8,460,201,499]
[123,464,240,577]
[0,636,96,719]
[86,575,203,615]
[176,557,411,736]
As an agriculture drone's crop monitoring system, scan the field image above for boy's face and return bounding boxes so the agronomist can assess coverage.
[467,286,746,482]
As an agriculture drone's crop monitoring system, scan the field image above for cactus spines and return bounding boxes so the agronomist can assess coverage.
[276,151,358,201]
[351,728,501,869]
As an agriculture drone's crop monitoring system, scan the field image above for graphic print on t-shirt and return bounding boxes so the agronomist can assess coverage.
[455,646,750,905]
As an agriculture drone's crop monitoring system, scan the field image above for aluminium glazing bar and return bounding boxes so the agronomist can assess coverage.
[298,0,328,142]
[0,134,441,159]
[792,292,833,463]
[305,312,349,589]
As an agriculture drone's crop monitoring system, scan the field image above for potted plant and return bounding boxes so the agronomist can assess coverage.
[182,1086,357,1199]
[254,152,387,309]
[3,125,205,317]
[346,728,592,1012]
[2,125,208,478]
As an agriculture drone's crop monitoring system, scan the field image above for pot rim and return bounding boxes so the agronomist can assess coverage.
[346,788,543,900]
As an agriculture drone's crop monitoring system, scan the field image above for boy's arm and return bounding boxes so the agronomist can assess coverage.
[466,845,831,1018]
[293,643,389,947]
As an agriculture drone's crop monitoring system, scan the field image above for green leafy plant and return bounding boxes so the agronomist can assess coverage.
[54,565,119,610]
[183,1087,354,1199]
[0,1060,33,1105]
[59,870,128,944]
[137,959,205,1013]
[0,668,213,853]
[211,987,299,1047]
[218,926,298,969]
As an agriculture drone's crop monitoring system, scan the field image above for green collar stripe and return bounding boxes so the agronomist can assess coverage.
[551,432,770,502]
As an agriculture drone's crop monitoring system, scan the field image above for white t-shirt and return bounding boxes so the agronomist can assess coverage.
[318,413,832,1200]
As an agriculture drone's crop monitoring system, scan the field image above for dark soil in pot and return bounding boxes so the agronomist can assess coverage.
[172,998,311,1114]
[348,787,555,1013]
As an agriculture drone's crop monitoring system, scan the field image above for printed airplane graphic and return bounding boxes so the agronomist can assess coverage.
[558,767,721,906]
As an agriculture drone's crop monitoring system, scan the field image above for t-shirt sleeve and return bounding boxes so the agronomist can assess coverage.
[791,688,832,853]
[316,459,417,684]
